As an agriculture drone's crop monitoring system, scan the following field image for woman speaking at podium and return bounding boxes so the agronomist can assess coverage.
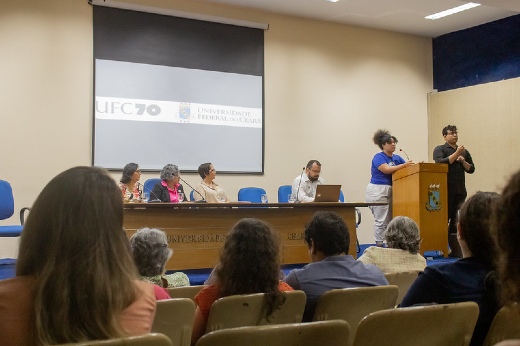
[194,162,230,203]
[366,130,413,246]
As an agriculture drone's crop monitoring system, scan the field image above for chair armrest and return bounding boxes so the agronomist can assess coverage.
[20,207,30,226]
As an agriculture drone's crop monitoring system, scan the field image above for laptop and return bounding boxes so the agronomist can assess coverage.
[314,185,342,202]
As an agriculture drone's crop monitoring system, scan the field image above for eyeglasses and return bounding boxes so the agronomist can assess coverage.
[447,131,458,136]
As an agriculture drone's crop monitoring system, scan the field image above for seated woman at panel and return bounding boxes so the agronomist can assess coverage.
[400,192,500,346]
[358,216,426,274]
[119,162,143,202]
[150,164,187,203]
[193,162,229,203]
[131,227,190,289]
[191,218,293,344]
[0,167,156,346]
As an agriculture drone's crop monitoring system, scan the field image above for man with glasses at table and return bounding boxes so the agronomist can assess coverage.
[433,125,475,257]
[290,160,324,203]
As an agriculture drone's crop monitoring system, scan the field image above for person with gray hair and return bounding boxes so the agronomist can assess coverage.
[150,164,187,203]
[130,227,190,288]
[358,216,426,274]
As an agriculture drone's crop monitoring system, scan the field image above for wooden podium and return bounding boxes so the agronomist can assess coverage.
[392,163,449,256]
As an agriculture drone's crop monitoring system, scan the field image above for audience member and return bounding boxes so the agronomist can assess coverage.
[119,162,142,202]
[191,218,293,344]
[358,216,426,274]
[130,227,190,289]
[150,164,187,203]
[194,162,229,203]
[494,169,520,305]
[283,211,388,321]
[0,166,156,346]
[400,192,500,346]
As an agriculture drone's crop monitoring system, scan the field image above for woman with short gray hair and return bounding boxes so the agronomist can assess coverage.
[358,216,426,274]
[130,227,189,288]
[150,164,187,203]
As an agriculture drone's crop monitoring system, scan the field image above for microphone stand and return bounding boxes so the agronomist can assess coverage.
[399,149,410,160]
[179,177,207,203]
[294,167,305,203]
[137,181,162,203]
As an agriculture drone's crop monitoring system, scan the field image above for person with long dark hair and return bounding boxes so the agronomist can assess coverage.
[0,166,156,345]
[400,192,500,346]
[191,218,293,344]
[366,129,413,246]
[119,162,142,202]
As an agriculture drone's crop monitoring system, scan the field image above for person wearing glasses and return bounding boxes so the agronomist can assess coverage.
[433,125,475,257]
[150,164,187,203]
[194,162,230,203]
[290,160,324,203]
[119,162,142,202]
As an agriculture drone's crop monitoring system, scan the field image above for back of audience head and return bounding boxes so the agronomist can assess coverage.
[304,211,350,256]
[130,227,172,277]
[16,166,139,344]
[384,216,421,254]
[493,170,520,304]
[458,191,499,265]
[216,218,284,318]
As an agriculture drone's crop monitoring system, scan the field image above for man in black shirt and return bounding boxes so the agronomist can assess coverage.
[433,125,475,257]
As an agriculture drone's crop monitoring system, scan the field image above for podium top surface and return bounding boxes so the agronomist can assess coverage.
[392,162,448,181]
[124,202,386,210]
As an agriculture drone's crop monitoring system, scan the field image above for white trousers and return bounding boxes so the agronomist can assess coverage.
[366,183,393,242]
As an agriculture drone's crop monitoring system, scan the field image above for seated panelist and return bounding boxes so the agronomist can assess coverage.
[150,164,186,203]
[194,162,229,203]
[119,162,142,202]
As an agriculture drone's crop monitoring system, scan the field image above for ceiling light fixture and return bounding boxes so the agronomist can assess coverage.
[425,2,481,20]
[326,0,340,3]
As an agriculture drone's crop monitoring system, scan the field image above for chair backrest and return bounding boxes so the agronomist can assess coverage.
[483,303,520,346]
[0,180,15,220]
[196,320,350,346]
[151,298,196,346]
[278,185,292,203]
[339,190,345,202]
[384,271,420,305]
[166,285,207,300]
[54,333,173,346]
[312,285,398,346]
[353,301,479,346]
[206,290,306,333]
[237,187,267,203]
[190,190,195,201]
[144,178,162,201]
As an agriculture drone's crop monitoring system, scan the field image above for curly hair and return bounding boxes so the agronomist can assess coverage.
[304,211,350,256]
[384,216,421,254]
[160,164,179,181]
[216,218,286,320]
[372,129,398,150]
[442,125,457,136]
[493,171,520,304]
[130,228,172,277]
[120,163,139,184]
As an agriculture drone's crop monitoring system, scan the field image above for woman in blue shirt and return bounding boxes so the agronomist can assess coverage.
[366,129,413,246]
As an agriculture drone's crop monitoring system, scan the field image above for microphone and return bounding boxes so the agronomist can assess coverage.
[137,181,162,203]
[294,167,305,203]
[179,177,207,203]
[399,149,410,161]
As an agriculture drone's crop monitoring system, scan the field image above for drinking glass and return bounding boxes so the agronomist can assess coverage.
[178,192,184,202]
[143,192,150,203]
[288,194,292,203]
[261,194,268,203]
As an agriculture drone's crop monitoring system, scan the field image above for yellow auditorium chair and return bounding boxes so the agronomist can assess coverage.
[483,303,520,346]
[353,301,479,346]
[196,320,350,346]
[151,298,196,346]
[205,290,306,333]
[53,333,172,345]
[384,270,420,305]
[166,285,207,300]
[312,285,398,346]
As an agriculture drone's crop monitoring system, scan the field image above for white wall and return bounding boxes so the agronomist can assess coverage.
[1,0,433,257]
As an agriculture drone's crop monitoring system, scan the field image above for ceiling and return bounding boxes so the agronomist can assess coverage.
[200,0,520,37]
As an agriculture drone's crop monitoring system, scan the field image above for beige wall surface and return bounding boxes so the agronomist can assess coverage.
[1,0,433,255]
[428,77,520,196]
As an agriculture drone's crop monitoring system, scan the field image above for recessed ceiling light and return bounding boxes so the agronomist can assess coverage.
[425,2,481,20]
[326,0,340,2]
